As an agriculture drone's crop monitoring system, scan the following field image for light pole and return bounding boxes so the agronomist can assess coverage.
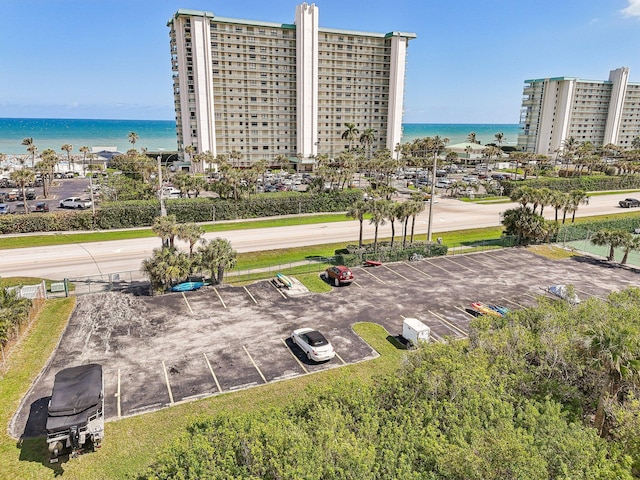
[157,155,166,217]
[426,149,438,242]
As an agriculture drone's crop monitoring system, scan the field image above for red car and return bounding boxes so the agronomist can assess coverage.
[325,265,354,286]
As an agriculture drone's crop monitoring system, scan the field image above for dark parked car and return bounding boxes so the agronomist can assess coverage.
[324,265,354,286]
[0,203,9,215]
[32,202,50,212]
[619,198,640,208]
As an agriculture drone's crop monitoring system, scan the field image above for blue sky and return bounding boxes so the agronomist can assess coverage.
[1,0,639,123]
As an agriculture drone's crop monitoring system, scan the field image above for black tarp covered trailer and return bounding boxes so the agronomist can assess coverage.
[46,364,104,463]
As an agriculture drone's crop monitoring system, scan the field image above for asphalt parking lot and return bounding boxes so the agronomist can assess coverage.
[11,248,640,439]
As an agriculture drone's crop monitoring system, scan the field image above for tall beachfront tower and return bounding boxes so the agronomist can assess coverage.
[168,3,416,168]
[518,67,640,155]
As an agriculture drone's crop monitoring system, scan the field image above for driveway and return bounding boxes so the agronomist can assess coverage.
[10,248,640,439]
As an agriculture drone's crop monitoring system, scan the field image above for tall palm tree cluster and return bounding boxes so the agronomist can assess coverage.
[590,230,640,265]
[510,185,589,224]
[556,137,640,175]
[141,215,237,292]
[346,193,427,253]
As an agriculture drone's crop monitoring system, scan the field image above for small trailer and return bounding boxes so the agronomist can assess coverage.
[46,364,104,463]
[402,318,430,348]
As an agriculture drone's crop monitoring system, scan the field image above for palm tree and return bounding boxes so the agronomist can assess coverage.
[387,201,403,248]
[10,168,36,214]
[184,144,197,172]
[591,230,625,262]
[408,199,426,243]
[549,191,567,223]
[177,223,205,257]
[569,189,589,223]
[346,200,369,248]
[537,188,553,216]
[141,247,192,292]
[152,215,180,248]
[463,145,473,166]
[494,132,505,147]
[128,131,139,148]
[368,200,389,253]
[359,128,376,159]
[341,123,359,151]
[631,136,640,150]
[79,146,90,175]
[197,237,237,284]
[61,144,73,173]
[619,232,640,265]
[466,132,478,144]
[584,322,640,436]
[21,138,37,168]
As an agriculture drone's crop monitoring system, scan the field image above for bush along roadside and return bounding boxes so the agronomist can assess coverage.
[0,190,363,234]
[334,241,448,266]
[501,175,640,197]
[556,214,640,242]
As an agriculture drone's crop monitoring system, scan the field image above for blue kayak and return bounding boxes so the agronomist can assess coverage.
[170,281,205,292]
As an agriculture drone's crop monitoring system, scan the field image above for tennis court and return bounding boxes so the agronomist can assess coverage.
[565,237,640,268]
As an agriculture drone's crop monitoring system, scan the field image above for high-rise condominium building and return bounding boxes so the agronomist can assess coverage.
[168,3,416,168]
[518,67,640,155]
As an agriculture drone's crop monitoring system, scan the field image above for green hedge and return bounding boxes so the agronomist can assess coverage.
[0,190,363,234]
[501,175,640,196]
[557,215,640,242]
[334,242,448,266]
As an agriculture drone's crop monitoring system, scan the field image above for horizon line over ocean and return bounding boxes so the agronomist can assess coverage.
[0,118,521,156]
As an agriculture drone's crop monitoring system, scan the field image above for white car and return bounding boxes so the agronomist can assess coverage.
[462,175,478,183]
[59,197,92,209]
[291,328,336,362]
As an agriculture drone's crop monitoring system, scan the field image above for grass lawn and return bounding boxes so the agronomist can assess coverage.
[527,245,578,260]
[0,296,403,479]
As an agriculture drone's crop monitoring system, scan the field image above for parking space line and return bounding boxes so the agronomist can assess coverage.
[161,360,175,405]
[352,280,364,288]
[454,305,476,319]
[359,267,387,284]
[243,345,267,383]
[482,251,511,264]
[463,254,493,268]
[443,256,473,270]
[335,352,347,365]
[430,330,445,342]
[501,297,527,309]
[522,293,539,302]
[281,338,308,373]
[428,310,469,338]
[243,286,258,304]
[203,352,222,393]
[575,288,605,301]
[382,264,412,281]
[424,260,453,275]
[401,261,433,278]
[213,287,227,308]
[271,281,288,298]
[116,369,121,418]
[181,292,194,314]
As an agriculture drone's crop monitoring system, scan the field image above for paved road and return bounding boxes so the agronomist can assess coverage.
[0,192,635,280]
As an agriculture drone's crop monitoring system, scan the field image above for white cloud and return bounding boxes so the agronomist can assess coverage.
[621,0,640,17]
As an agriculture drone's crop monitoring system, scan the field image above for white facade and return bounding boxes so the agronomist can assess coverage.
[168,3,416,166]
[518,67,640,154]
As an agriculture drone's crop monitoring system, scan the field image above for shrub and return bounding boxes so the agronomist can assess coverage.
[501,175,640,196]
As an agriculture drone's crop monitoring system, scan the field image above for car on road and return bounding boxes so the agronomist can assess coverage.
[324,265,354,286]
[0,203,9,215]
[291,328,336,362]
[619,198,640,208]
[32,202,50,213]
[59,197,92,209]
[435,179,453,189]
[461,175,478,183]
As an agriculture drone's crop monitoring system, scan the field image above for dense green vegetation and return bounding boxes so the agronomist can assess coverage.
[501,175,640,196]
[143,289,640,479]
[0,190,362,234]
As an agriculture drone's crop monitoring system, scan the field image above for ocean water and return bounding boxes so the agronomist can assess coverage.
[0,118,520,156]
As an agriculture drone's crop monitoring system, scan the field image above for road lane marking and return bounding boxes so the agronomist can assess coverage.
[382,264,412,281]
[161,360,174,405]
[243,345,267,384]
[359,267,387,284]
[204,352,222,393]
[428,309,468,337]
[401,261,433,278]
[181,292,194,314]
[213,287,227,308]
[281,338,308,373]
[116,368,121,418]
